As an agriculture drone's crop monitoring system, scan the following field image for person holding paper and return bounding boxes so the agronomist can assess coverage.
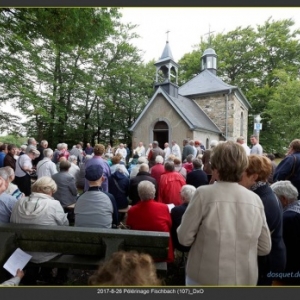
[10,176,69,263]
[1,269,24,286]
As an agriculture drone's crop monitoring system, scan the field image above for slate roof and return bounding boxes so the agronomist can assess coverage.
[155,41,178,66]
[129,87,221,134]
[179,69,236,96]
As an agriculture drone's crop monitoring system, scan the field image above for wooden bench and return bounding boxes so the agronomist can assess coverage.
[0,223,169,283]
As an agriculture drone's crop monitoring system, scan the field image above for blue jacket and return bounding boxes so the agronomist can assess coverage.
[254,184,286,285]
[108,171,129,209]
[274,152,300,196]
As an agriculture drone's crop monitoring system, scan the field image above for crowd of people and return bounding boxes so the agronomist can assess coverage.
[1,135,300,286]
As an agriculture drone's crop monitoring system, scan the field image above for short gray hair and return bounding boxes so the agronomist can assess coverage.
[164,161,175,171]
[138,156,148,164]
[2,166,14,179]
[271,181,298,203]
[180,185,196,203]
[155,155,164,164]
[40,140,48,147]
[26,145,40,156]
[139,163,149,173]
[0,167,10,181]
[43,148,53,158]
[137,180,156,201]
[32,176,57,194]
[68,155,77,162]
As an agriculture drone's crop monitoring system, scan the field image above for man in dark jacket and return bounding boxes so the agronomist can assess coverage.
[274,139,300,196]
[129,163,157,205]
[186,158,209,188]
[148,141,164,168]
[182,139,194,162]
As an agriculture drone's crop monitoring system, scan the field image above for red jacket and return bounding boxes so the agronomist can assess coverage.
[126,200,174,263]
[158,171,186,206]
[150,163,165,190]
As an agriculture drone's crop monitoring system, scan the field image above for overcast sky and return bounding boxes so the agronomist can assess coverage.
[120,7,300,63]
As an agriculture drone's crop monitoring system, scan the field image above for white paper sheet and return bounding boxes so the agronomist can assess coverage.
[3,248,32,276]
[167,203,175,213]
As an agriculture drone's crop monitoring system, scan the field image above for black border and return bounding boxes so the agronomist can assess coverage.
[0,0,299,7]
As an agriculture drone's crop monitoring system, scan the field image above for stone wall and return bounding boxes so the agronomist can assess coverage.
[193,93,248,142]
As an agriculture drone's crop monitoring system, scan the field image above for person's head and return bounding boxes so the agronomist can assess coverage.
[194,140,200,147]
[87,143,91,148]
[180,185,196,204]
[183,139,189,146]
[167,154,175,162]
[236,137,245,145]
[27,137,37,146]
[250,135,258,145]
[173,158,182,166]
[138,180,156,201]
[210,140,219,149]
[43,148,53,159]
[266,153,275,161]
[189,140,195,146]
[31,177,57,195]
[88,250,161,286]
[20,145,27,152]
[132,154,139,159]
[288,139,300,154]
[7,144,17,156]
[152,141,158,148]
[155,155,164,164]
[192,158,203,169]
[164,161,175,172]
[138,142,143,147]
[93,144,105,156]
[85,164,104,186]
[271,180,299,208]
[164,143,169,148]
[2,166,15,182]
[40,140,48,149]
[139,163,149,173]
[0,167,10,190]
[171,140,177,146]
[111,155,121,165]
[211,141,248,182]
[119,143,124,149]
[186,154,193,163]
[138,156,148,164]
[56,143,63,151]
[68,155,77,164]
[0,143,8,154]
[26,145,40,160]
[148,143,152,148]
[240,155,272,188]
[61,143,68,150]
[59,160,71,172]
[84,155,93,162]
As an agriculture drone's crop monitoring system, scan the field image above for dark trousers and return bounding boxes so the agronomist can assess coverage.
[15,173,31,196]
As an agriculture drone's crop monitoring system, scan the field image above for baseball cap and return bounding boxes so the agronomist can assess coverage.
[85,165,104,181]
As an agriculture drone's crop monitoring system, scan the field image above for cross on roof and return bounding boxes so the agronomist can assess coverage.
[166,30,170,42]
[203,25,215,46]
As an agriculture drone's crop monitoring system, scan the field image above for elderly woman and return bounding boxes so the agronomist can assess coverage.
[68,155,80,180]
[177,141,271,286]
[2,166,24,200]
[240,154,286,285]
[110,155,129,177]
[271,180,300,285]
[171,185,196,252]
[10,176,69,284]
[174,158,187,179]
[14,145,40,196]
[126,180,174,263]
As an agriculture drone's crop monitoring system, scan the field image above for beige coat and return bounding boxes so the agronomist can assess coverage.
[177,181,271,285]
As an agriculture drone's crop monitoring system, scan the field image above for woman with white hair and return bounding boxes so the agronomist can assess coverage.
[126,180,174,263]
[14,145,40,196]
[171,185,196,252]
[10,176,69,284]
[36,148,58,179]
[271,180,300,285]
[68,155,80,180]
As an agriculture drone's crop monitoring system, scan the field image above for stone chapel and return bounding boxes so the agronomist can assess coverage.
[129,41,251,150]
